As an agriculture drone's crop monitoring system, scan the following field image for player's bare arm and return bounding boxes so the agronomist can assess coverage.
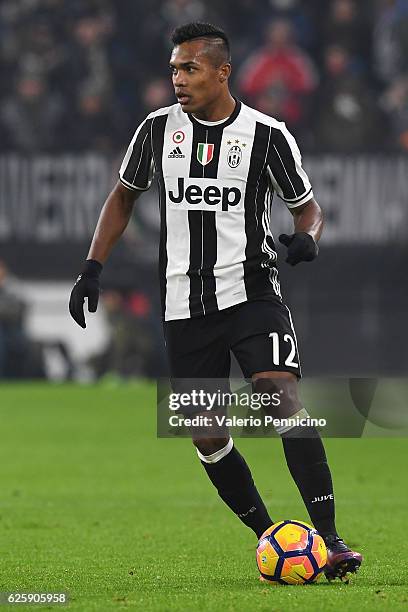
[290,197,323,242]
[69,181,140,328]
[279,197,323,266]
[87,181,140,264]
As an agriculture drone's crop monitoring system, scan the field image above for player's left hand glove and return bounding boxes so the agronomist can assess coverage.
[278,232,319,266]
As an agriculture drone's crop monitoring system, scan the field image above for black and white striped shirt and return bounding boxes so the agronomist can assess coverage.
[119,99,313,321]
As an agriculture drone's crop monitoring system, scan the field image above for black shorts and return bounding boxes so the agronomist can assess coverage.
[163,299,302,382]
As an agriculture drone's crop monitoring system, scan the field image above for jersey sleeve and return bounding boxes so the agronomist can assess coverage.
[119,117,154,191]
[267,123,313,208]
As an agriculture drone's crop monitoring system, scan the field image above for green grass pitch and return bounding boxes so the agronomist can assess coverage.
[0,382,407,611]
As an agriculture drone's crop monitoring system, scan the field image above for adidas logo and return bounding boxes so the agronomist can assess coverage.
[168,146,185,159]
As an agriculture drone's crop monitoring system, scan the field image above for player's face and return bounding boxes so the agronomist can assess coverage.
[170,41,227,114]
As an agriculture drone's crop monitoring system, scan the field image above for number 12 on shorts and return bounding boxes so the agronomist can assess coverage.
[269,332,299,368]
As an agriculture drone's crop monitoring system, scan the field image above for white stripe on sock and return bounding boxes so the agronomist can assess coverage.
[196,437,234,464]
[274,407,310,435]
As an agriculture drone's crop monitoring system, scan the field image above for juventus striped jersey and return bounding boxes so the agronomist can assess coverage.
[119,99,314,321]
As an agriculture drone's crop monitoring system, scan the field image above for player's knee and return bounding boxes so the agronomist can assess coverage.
[252,374,301,418]
[253,375,284,397]
[192,436,231,460]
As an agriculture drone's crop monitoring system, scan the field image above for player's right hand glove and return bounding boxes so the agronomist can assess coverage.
[278,232,319,266]
[69,259,102,328]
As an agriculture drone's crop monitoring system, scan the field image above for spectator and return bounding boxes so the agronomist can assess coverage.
[63,10,114,104]
[374,0,408,84]
[140,77,174,116]
[238,18,318,128]
[314,45,384,152]
[322,0,372,69]
[216,0,268,66]
[64,83,124,151]
[16,14,66,88]
[381,76,408,150]
[266,0,316,51]
[373,0,408,150]
[161,0,206,27]
[0,73,64,151]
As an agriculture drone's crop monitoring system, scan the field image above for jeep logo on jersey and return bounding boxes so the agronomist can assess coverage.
[168,178,242,211]
[228,145,242,168]
[197,143,214,166]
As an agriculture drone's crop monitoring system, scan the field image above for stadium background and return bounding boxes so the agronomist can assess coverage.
[0,0,407,381]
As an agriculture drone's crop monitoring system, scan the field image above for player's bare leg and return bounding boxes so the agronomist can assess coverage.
[253,371,363,582]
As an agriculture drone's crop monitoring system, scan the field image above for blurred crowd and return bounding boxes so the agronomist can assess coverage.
[0,0,408,153]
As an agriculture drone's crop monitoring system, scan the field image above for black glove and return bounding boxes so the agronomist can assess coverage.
[278,232,319,266]
[69,259,102,328]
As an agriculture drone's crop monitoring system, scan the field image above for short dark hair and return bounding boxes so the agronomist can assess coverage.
[171,22,231,65]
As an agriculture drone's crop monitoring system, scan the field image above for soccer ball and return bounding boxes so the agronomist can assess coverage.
[256,520,327,585]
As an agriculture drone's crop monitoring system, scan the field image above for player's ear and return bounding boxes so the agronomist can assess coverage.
[219,63,231,83]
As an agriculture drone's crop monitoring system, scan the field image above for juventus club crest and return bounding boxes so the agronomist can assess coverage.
[228,145,242,168]
[197,143,214,166]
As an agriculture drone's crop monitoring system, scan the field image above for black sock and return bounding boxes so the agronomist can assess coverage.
[282,426,338,538]
[201,444,273,538]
